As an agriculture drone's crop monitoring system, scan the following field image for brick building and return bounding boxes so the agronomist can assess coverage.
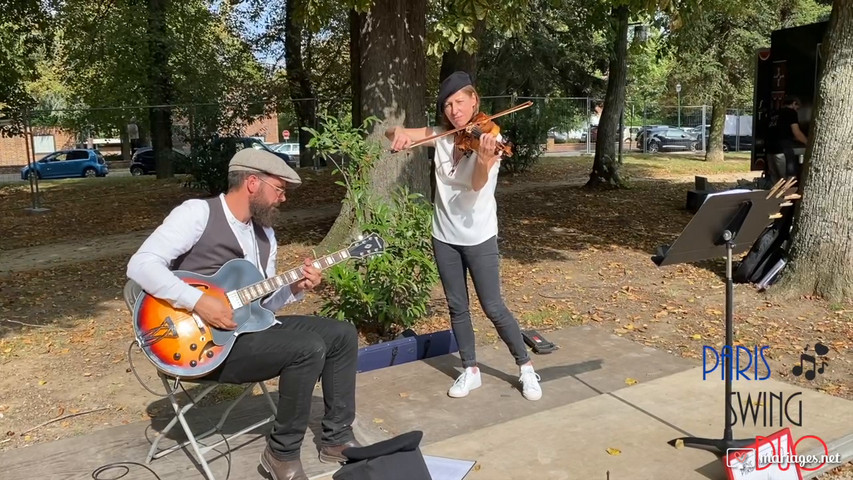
[0,128,77,167]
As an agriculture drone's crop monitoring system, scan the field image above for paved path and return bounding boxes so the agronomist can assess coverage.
[1,326,850,479]
[0,172,749,276]
[0,204,343,275]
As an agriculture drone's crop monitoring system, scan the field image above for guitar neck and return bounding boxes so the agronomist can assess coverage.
[234,248,351,305]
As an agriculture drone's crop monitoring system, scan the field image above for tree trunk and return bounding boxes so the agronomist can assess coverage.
[321,0,429,251]
[285,0,316,168]
[350,9,362,127]
[147,0,173,179]
[120,127,131,161]
[776,0,853,303]
[705,99,726,162]
[586,5,629,189]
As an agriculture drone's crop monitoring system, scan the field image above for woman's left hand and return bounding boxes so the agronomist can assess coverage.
[476,133,499,164]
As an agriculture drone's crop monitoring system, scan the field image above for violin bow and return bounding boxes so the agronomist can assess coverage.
[399,100,534,151]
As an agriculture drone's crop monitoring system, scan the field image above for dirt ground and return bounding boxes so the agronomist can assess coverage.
[0,154,850,477]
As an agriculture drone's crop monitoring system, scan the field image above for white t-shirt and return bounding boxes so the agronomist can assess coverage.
[431,129,501,246]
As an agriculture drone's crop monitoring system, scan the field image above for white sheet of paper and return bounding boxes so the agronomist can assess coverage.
[423,455,477,480]
[702,188,754,205]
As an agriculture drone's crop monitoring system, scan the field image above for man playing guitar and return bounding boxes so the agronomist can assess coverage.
[127,148,360,480]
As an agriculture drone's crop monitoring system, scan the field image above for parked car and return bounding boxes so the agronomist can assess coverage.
[723,134,753,151]
[215,137,295,168]
[694,127,754,151]
[21,149,109,180]
[272,142,300,162]
[645,128,699,153]
[547,129,569,143]
[635,126,669,147]
[580,126,598,143]
[130,147,191,175]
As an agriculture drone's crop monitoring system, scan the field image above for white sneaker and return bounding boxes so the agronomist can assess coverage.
[519,365,542,401]
[448,367,482,398]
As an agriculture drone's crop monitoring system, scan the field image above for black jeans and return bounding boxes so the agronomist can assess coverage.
[432,236,530,368]
[204,315,358,460]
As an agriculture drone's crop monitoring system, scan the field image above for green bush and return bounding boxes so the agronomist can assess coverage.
[306,114,440,335]
[320,188,438,334]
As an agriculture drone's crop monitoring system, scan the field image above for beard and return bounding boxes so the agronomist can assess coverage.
[249,195,280,228]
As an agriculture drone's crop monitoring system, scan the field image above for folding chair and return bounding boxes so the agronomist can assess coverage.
[124,280,278,480]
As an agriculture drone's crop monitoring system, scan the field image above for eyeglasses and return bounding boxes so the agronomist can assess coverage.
[256,176,286,198]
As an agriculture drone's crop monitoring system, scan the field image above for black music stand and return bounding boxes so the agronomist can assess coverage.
[653,181,799,454]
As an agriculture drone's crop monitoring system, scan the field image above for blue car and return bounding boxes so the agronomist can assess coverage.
[21,149,110,180]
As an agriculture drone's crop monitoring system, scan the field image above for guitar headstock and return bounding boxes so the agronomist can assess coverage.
[347,233,386,259]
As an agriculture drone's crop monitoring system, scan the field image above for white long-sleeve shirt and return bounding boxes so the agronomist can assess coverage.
[126,194,302,312]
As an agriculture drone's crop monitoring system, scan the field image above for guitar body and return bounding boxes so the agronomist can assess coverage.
[132,259,277,379]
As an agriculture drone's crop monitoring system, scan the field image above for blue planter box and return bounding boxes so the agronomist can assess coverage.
[356,329,459,373]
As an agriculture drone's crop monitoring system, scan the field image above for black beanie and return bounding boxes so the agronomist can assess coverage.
[436,71,473,115]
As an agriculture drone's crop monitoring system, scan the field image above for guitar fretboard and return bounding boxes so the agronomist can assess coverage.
[235,249,351,305]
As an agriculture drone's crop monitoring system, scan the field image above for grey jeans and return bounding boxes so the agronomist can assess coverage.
[767,153,787,185]
[432,236,530,368]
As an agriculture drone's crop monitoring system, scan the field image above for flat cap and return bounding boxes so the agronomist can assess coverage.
[228,148,301,186]
[437,71,473,114]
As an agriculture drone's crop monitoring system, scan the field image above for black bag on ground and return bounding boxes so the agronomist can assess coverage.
[333,430,432,480]
[734,211,794,284]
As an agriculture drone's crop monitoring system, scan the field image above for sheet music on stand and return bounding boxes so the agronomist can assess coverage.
[703,188,753,200]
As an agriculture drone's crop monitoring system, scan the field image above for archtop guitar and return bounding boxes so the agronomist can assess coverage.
[132,233,385,378]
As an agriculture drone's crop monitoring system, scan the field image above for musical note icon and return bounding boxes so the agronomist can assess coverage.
[792,353,817,380]
[818,359,827,375]
[815,342,829,356]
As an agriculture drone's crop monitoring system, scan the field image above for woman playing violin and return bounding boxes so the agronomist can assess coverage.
[384,71,542,401]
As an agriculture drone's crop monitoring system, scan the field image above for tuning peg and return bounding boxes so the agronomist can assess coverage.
[356,234,364,241]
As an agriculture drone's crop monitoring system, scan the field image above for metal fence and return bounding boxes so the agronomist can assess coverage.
[0,97,754,172]
[0,99,353,171]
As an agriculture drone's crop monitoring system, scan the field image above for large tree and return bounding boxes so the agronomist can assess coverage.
[146,0,174,178]
[776,0,853,302]
[0,0,48,135]
[53,0,269,170]
[318,0,429,249]
[586,4,631,188]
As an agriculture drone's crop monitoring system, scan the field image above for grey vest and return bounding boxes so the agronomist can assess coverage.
[171,197,271,276]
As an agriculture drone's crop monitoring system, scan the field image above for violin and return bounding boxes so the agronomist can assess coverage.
[393,101,533,155]
[454,112,514,158]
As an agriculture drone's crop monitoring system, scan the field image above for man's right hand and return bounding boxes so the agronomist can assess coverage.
[193,294,236,330]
